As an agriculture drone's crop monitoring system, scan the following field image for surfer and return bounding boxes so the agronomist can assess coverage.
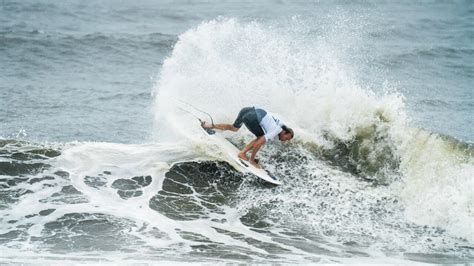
[202,107,294,168]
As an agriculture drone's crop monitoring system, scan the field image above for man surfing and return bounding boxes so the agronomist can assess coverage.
[202,107,294,168]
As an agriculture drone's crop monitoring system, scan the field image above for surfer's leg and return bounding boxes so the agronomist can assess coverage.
[210,123,238,131]
[231,107,253,131]
[238,138,257,161]
[204,107,253,131]
[241,107,265,137]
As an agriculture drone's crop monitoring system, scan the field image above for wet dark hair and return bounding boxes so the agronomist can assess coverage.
[281,125,294,138]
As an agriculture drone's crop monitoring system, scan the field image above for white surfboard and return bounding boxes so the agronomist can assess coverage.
[201,125,282,185]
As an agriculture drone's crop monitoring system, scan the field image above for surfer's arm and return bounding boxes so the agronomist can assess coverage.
[264,127,283,142]
[249,136,266,167]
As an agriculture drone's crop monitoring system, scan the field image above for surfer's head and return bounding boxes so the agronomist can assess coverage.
[279,125,294,141]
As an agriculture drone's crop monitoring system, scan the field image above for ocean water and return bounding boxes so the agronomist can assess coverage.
[1,0,473,264]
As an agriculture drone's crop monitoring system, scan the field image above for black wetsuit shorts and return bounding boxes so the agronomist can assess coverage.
[232,107,266,137]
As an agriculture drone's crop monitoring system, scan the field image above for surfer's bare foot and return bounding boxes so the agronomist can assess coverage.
[201,121,213,129]
[238,152,249,161]
[250,160,261,169]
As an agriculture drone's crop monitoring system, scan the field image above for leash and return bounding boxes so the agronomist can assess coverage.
[177,99,215,127]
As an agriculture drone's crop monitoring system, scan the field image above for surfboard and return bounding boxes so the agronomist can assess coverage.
[200,124,282,185]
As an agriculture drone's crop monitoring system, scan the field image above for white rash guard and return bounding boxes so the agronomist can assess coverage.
[259,112,284,141]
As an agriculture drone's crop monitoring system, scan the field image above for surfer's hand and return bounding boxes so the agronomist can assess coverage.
[250,160,261,169]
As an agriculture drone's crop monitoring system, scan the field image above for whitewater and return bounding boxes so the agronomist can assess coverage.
[1,1,473,264]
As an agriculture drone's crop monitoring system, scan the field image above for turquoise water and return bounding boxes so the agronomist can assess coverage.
[1,1,473,263]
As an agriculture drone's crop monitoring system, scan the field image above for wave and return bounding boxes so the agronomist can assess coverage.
[1,18,472,263]
[1,137,472,262]
[153,18,474,243]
